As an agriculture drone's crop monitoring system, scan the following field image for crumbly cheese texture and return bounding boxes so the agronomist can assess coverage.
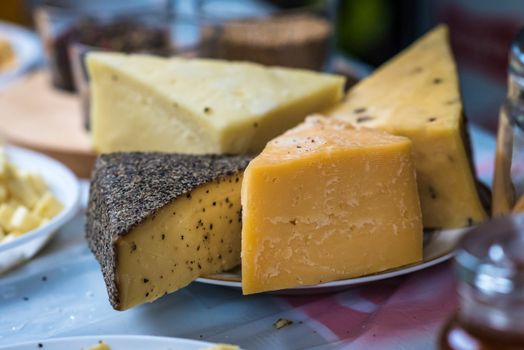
[116,175,243,310]
[241,117,423,294]
[87,53,345,154]
[327,25,487,229]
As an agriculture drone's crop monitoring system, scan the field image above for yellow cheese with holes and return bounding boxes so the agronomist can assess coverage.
[87,53,345,155]
[327,25,487,229]
[241,116,423,294]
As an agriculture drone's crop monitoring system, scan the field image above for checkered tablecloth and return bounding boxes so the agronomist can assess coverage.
[0,125,495,349]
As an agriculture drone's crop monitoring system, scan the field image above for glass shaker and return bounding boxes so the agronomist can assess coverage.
[438,215,524,349]
[493,28,524,215]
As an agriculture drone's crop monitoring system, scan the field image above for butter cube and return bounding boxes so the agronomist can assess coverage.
[26,173,48,196]
[7,174,39,209]
[33,192,63,219]
[0,203,15,231]
[0,185,7,202]
[10,206,40,233]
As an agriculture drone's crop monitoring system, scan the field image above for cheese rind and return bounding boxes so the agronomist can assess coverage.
[86,152,250,310]
[327,25,487,228]
[87,53,345,155]
[241,117,423,294]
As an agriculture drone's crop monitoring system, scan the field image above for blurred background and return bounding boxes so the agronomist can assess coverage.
[1,0,523,134]
[1,3,522,346]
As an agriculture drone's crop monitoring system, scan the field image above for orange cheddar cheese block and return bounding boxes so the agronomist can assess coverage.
[241,116,423,294]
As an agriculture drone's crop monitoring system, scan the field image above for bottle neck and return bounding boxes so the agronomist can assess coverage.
[457,282,524,335]
[508,73,524,103]
[503,73,524,131]
[506,28,524,125]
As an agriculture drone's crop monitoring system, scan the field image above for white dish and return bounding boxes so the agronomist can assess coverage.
[196,227,468,294]
[0,145,80,273]
[0,335,217,350]
[0,21,42,88]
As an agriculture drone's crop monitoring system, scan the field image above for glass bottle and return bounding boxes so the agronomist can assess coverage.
[493,28,524,215]
[438,215,524,350]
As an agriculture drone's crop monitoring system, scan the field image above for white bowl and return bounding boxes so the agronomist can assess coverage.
[0,145,80,273]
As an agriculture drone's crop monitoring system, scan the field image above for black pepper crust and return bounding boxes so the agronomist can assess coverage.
[85,152,251,309]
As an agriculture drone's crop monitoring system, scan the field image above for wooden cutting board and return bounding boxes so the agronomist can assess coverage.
[0,70,95,178]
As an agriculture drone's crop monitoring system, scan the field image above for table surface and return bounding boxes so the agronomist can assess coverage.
[0,125,496,349]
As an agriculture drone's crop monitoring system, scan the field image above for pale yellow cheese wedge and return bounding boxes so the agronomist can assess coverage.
[241,116,423,294]
[327,25,487,229]
[87,53,345,155]
[9,206,40,233]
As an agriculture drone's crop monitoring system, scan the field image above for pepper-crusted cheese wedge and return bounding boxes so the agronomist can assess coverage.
[327,25,487,229]
[86,152,251,310]
[241,116,423,294]
[87,53,345,155]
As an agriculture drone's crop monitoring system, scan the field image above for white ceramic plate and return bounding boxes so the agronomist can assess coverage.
[0,145,80,273]
[0,335,218,350]
[196,227,468,294]
[0,21,42,88]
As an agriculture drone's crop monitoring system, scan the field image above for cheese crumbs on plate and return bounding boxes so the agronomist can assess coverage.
[0,146,63,243]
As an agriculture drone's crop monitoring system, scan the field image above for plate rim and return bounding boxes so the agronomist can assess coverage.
[0,145,80,253]
[195,250,456,290]
[0,334,216,349]
[195,227,467,291]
